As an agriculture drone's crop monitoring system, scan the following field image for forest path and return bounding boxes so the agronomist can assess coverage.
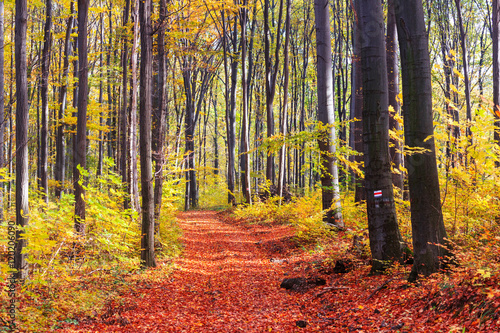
[63,210,319,332]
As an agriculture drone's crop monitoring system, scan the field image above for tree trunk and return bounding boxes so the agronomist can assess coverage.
[278,0,291,202]
[153,0,168,220]
[222,10,236,205]
[494,0,500,165]
[264,0,284,184]
[359,0,403,272]
[454,0,473,165]
[14,0,29,281]
[74,0,89,233]
[0,0,5,222]
[130,0,140,212]
[240,0,251,204]
[139,0,156,268]
[40,0,52,204]
[314,0,343,227]
[351,0,364,203]
[56,3,73,199]
[392,0,449,280]
[120,0,130,205]
[386,1,403,192]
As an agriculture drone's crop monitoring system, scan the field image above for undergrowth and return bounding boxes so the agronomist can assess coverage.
[0,159,183,332]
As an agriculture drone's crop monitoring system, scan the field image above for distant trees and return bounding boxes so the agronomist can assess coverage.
[4,0,499,277]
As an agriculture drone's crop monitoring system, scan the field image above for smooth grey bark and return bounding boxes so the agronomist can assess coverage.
[351,0,364,203]
[240,1,251,204]
[278,0,291,202]
[358,0,403,272]
[130,0,140,212]
[74,0,89,233]
[386,1,403,192]
[314,0,343,226]
[120,0,130,205]
[392,0,449,280]
[15,0,29,281]
[264,0,284,184]
[139,0,156,268]
[40,0,52,204]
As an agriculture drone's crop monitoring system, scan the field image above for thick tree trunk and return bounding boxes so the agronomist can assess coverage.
[15,0,29,281]
[314,0,343,227]
[74,0,89,233]
[392,0,449,280]
[40,0,52,204]
[139,0,156,268]
[359,0,403,272]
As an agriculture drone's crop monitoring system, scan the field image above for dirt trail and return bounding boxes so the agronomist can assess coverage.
[63,210,318,332]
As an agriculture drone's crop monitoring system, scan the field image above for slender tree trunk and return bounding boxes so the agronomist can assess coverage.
[97,11,104,177]
[264,0,284,184]
[278,0,291,202]
[359,0,403,272]
[494,0,500,165]
[392,0,449,280]
[40,0,52,204]
[222,10,236,205]
[120,0,130,205]
[386,1,403,192]
[351,0,364,203]
[153,0,168,220]
[240,0,251,204]
[14,0,29,281]
[454,0,472,165]
[139,0,156,268]
[74,0,89,233]
[0,0,5,222]
[314,0,343,227]
[130,0,140,212]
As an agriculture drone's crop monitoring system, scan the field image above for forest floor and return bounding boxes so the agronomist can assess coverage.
[59,210,500,332]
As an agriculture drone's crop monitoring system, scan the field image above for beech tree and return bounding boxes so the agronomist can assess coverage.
[15,0,29,280]
[139,0,156,267]
[314,0,343,226]
[40,0,52,204]
[392,0,450,280]
[493,0,500,163]
[358,0,403,272]
[74,0,90,233]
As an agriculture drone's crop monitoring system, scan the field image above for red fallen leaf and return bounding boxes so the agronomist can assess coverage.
[56,210,500,333]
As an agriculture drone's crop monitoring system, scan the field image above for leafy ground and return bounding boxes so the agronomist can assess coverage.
[59,210,500,332]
